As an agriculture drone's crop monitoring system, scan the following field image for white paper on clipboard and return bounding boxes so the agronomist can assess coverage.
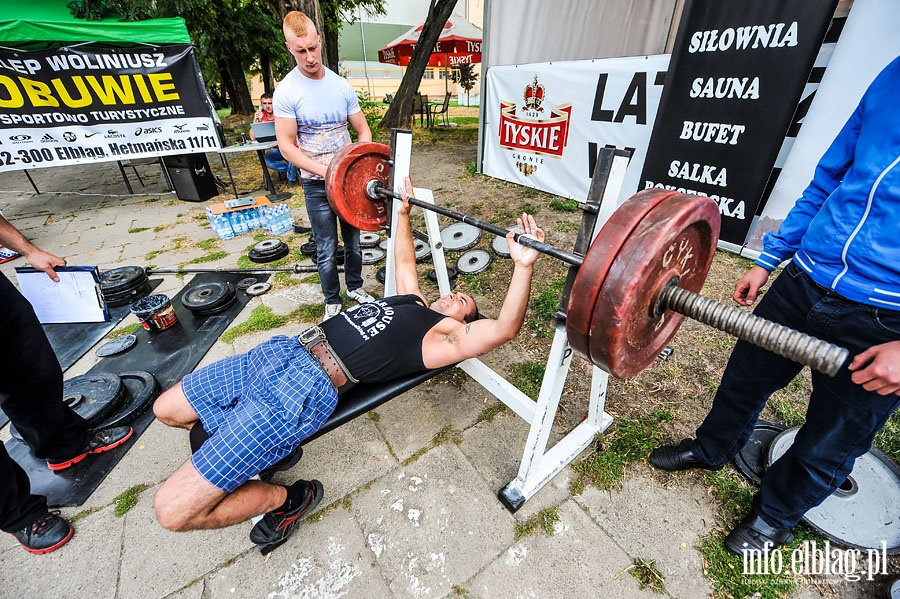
[15,266,108,324]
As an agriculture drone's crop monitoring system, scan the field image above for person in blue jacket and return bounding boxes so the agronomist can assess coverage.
[649,56,900,555]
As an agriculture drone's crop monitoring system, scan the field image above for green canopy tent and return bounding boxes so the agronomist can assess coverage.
[0,1,190,48]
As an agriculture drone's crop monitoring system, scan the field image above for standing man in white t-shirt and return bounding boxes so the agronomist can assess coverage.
[273,11,375,320]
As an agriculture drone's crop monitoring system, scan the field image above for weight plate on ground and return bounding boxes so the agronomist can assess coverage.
[236,277,258,290]
[376,266,386,284]
[95,334,137,358]
[767,427,900,554]
[181,281,236,313]
[253,238,284,253]
[414,239,431,263]
[99,266,147,293]
[586,193,719,378]
[428,267,458,284]
[362,247,386,265]
[103,279,153,307]
[734,420,787,485]
[93,371,158,429]
[359,232,381,248]
[245,282,271,296]
[248,243,289,263]
[491,225,521,258]
[310,245,344,265]
[440,223,482,252]
[63,373,126,426]
[192,294,238,316]
[325,142,392,231]
[300,240,317,256]
[566,189,679,362]
[378,239,388,251]
[456,249,492,274]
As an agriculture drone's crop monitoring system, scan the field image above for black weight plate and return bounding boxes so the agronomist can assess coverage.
[63,373,126,426]
[414,239,431,263]
[359,232,381,248]
[192,294,238,316]
[249,243,289,263]
[181,281,236,312]
[103,280,153,307]
[99,266,147,293]
[362,248,386,265]
[733,420,787,485]
[376,266,386,284]
[236,277,258,290]
[456,249,492,274]
[93,371,158,429]
[310,246,344,265]
[253,238,284,253]
[267,192,292,203]
[440,223,482,252]
[95,334,138,358]
[428,267,459,282]
[300,240,317,256]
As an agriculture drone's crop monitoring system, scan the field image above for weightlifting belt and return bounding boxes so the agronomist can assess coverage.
[298,326,357,395]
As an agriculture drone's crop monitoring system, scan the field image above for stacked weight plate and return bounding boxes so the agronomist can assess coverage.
[248,239,289,263]
[100,266,152,307]
[181,281,237,316]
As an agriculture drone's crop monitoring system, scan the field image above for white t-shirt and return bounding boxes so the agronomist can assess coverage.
[273,67,361,179]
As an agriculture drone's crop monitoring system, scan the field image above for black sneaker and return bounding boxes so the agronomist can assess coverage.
[250,479,323,555]
[47,426,134,471]
[259,446,304,483]
[12,511,73,555]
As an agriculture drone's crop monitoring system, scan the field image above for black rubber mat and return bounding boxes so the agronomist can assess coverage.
[3,272,267,507]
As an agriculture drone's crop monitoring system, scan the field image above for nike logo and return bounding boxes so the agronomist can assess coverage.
[85,132,99,137]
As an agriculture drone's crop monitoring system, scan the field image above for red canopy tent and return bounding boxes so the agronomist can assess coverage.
[377,17,482,69]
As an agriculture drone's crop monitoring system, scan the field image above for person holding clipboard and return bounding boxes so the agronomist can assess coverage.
[0,214,133,554]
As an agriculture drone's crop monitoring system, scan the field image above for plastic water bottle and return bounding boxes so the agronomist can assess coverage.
[231,210,248,235]
[218,213,234,239]
[245,207,260,231]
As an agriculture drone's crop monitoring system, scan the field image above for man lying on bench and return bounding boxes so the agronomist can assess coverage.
[151,178,546,554]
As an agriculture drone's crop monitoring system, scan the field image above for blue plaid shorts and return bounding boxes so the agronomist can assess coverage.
[181,335,338,492]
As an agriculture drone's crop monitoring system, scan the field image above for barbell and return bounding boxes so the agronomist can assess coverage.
[325,142,850,378]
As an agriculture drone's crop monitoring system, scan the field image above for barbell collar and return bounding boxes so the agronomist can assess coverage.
[368,182,584,267]
[658,283,849,377]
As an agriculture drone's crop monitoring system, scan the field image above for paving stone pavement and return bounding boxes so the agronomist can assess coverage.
[0,160,889,598]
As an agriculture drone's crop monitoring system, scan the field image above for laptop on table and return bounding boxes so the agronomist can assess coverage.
[250,121,276,142]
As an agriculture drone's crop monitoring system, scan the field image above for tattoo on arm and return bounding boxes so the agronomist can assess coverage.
[465,323,472,335]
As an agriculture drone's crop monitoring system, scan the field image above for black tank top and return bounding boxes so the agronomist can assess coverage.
[321,294,448,383]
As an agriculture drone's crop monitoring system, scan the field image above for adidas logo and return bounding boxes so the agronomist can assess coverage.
[41,133,56,143]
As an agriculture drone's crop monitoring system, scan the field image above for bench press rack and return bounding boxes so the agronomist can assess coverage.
[380,130,631,511]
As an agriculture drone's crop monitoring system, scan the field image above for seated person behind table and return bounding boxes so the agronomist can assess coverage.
[250,92,298,188]
[151,177,545,554]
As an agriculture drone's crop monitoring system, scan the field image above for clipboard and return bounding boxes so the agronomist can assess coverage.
[15,266,109,324]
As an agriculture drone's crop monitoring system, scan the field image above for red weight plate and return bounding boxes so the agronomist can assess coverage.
[325,142,392,231]
[566,188,679,360]
[588,193,720,378]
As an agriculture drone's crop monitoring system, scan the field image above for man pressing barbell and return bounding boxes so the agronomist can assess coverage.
[151,177,545,554]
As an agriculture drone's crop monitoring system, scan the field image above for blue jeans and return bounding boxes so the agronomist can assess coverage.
[264,148,297,183]
[693,261,900,529]
[301,179,363,305]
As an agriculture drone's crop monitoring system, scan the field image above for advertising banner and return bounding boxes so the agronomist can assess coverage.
[637,0,838,245]
[482,55,669,206]
[0,44,219,172]
[746,0,900,256]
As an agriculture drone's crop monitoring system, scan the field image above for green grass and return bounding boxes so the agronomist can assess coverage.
[128,226,150,234]
[107,323,141,338]
[528,278,565,337]
[184,251,228,265]
[549,197,580,212]
[624,557,666,594]
[196,238,220,251]
[507,361,546,400]
[475,402,507,424]
[514,506,560,540]
[571,409,674,494]
[219,303,323,344]
[113,483,153,517]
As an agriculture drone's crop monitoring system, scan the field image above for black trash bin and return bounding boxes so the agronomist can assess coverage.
[163,153,217,202]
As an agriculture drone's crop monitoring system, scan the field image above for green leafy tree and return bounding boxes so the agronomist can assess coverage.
[456,63,478,106]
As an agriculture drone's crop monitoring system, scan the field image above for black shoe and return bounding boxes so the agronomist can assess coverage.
[12,512,73,555]
[648,438,722,472]
[259,446,304,483]
[250,479,323,555]
[47,426,134,471]
[724,511,794,555]
[293,225,312,235]
[287,180,298,189]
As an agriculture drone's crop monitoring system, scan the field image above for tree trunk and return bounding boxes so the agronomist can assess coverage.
[380,0,456,129]
[260,52,275,94]
[224,54,255,115]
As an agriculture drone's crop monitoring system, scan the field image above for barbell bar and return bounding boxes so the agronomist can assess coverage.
[325,142,850,378]
[146,264,340,275]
